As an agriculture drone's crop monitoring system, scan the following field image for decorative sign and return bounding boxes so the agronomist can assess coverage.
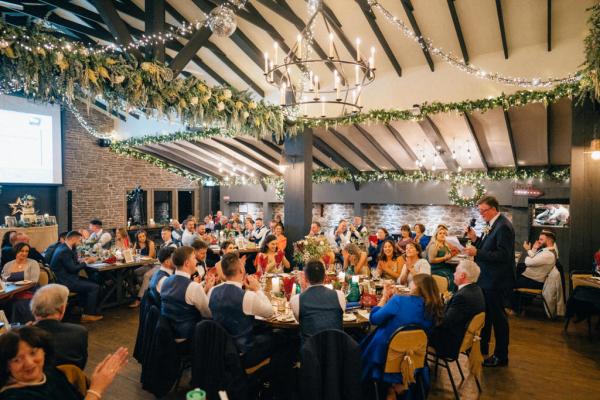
[513,186,544,198]
[8,194,37,223]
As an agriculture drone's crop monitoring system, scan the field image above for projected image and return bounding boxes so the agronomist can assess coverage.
[0,108,59,184]
[532,203,570,227]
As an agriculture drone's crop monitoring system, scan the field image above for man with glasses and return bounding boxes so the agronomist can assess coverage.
[464,196,515,367]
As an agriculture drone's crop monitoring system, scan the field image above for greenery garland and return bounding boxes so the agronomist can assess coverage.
[580,2,600,103]
[448,176,487,207]
[0,22,285,138]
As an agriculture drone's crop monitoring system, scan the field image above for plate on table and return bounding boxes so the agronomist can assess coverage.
[343,313,357,322]
[13,280,33,286]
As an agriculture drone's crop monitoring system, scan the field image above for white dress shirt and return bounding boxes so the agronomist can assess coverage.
[523,247,557,283]
[290,284,346,322]
[174,270,211,318]
[160,240,178,249]
[207,281,273,318]
[155,266,173,294]
[181,229,199,247]
[86,229,112,248]
[252,226,269,245]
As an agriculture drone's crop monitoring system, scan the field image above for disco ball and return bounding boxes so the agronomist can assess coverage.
[208,5,237,38]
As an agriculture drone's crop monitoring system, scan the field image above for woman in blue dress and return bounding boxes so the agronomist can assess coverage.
[361,274,443,399]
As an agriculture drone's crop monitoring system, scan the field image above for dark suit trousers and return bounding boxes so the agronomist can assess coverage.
[64,278,100,315]
[480,288,510,360]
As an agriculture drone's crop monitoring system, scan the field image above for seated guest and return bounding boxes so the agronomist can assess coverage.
[214,240,238,281]
[361,274,443,398]
[84,219,112,250]
[376,239,403,280]
[204,215,214,232]
[429,260,485,359]
[114,228,131,251]
[160,246,214,341]
[291,260,346,338]
[170,219,184,244]
[343,243,370,277]
[208,253,274,366]
[349,216,368,243]
[249,218,269,246]
[396,225,413,255]
[255,235,290,275]
[274,223,287,252]
[307,221,324,237]
[191,239,209,278]
[50,231,102,322]
[3,243,40,323]
[196,223,212,242]
[148,247,176,302]
[43,232,68,265]
[31,284,88,369]
[368,228,391,269]
[160,227,178,249]
[133,230,156,258]
[0,326,127,400]
[1,231,17,269]
[413,223,430,253]
[333,219,352,250]
[427,226,460,292]
[243,218,254,239]
[398,243,429,285]
[181,219,198,247]
[1,233,45,268]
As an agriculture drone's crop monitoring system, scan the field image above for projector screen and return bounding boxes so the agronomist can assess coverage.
[0,95,62,184]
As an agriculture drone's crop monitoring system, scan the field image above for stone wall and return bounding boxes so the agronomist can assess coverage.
[62,107,198,230]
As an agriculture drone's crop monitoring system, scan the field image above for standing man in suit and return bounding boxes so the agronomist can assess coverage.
[429,260,486,359]
[31,284,88,369]
[465,196,515,367]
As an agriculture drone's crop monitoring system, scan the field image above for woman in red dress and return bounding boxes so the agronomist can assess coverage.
[255,234,290,276]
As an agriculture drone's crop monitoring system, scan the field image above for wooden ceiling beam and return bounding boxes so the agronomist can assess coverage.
[145,0,166,62]
[233,138,280,165]
[328,127,381,172]
[384,123,426,172]
[160,142,232,178]
[259,138,328,169]
[353,124,404,171]
[142,145,219,179]
[321,1,358,59]
[463,113,488,171]
[188,140,269,179]
[169,27,212,77]
[355,0,402,77]
[313,135,361,190]
[547,0,552,51]
[400,0,434,71]
[418,116,459,171]
[494,0,509,59]
[503,110,518,167]
[211,137,282,176]
[446,0,469,64]
[90,0,142,60]
[546,104,552,167]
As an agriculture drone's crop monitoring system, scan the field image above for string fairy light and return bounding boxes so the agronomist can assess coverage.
[367,0,580,88]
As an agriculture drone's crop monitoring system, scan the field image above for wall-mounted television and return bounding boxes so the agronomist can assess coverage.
[531,202,570,228]
[0,95,62,185]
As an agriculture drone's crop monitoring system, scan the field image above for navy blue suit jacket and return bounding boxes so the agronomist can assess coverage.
[50,243,86,283]
[474,214,516,290]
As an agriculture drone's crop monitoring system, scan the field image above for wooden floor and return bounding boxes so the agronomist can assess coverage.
[84,305,600,400]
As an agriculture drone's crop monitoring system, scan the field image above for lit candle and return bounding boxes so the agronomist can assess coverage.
[269,60,274,82]
[338,271,345,281]
[296,34,302,58]
[356,37,361,61]
[309,71,314,91]
[314,75,319,99]
[272,277,280,293]
[321,97,326,117]
[264,52,269,74]
[352,275,360,284]
[273,42,279,65]
[355,64,359,86]
[280,81,287,105]
[329,33,334,58]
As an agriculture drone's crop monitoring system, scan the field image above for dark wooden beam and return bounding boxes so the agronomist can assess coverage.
[446,0,469,64]
[145,0,165,61]
[205,43,265,96]
[91,0,142,60]
[313,135,361,190]
[141,145,219,179]
[114,0,146,21]
[418,116,459,171]
[547,0,552,51]
[169,27,212,76]
[211,138,282,175]
[259,138,328,169]
[400,0,434,71]
[353,124,404,171]
[159,142,236,178]
[503,110,518,167]
[355,0,402,76]
[495,0,509,59]
[546,104,552,167]
[233,138,280,165]
[328,127,381,172]
[188,140,268,179]
[384,124,426,171]
[463,113,489,171]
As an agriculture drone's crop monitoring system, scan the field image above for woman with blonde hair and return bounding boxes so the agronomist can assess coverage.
[114,228,131,251]
[343,243,369,277]
[427,225,459,292]
[361,274,443,399]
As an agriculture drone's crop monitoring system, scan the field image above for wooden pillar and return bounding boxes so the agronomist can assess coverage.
[283,127,313,248]
[569,99,600,271]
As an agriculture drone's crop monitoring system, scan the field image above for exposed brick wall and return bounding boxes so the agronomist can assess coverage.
[312,203,355,234]
[63,106,198,230]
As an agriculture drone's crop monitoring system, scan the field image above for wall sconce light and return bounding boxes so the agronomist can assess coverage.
[591,138,600,160]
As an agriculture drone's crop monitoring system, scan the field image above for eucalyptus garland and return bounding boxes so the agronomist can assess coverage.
[448,177,487,207]
[0,22,285,138]
[579,2,600,103]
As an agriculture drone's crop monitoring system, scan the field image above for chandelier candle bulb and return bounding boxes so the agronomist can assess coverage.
[280,82,287,105]
[269,60,274,82]
[297,34,302,58]
[355,64,360,86]
[309,71,314,91]
[356,37,361,61]
[329,33,334,58]
[273,42,278,64]
[264,52,269,74]
[321,97,326,117]
[314,75,319,99]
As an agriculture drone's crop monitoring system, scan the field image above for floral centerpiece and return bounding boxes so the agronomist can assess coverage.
[293,236,335,267]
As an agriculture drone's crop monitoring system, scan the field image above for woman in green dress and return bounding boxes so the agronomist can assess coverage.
[427,226,460,292]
